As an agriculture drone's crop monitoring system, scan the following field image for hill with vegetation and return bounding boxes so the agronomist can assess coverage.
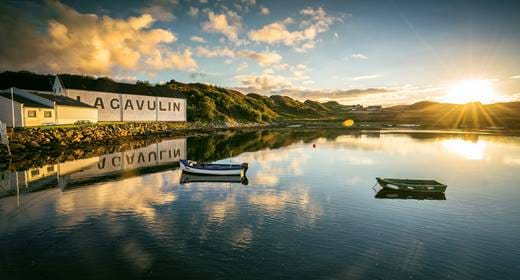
[0,71,55,91]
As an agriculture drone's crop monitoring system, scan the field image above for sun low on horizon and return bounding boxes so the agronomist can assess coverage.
[440,79,504,104]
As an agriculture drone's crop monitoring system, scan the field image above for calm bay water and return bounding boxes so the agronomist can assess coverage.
[1,129,519,279]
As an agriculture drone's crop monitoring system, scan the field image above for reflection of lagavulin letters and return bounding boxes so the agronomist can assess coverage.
[0,139,186,193]
[69,138,186,179]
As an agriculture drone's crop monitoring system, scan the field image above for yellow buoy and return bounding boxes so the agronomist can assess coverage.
[342,119,354,127]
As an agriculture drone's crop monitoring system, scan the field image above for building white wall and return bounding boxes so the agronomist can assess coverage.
[157,97,186,121]
[55,106,98,125]
[23,107,54,127]
[67,89,122,121]
[0,96,23,127]
[65,88,186,122]
[121,94,157,121]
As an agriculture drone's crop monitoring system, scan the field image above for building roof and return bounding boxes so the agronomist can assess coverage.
[0,91,53,108]
[0,71,54,92]
[57,74,186,99]
[32,92,96,108]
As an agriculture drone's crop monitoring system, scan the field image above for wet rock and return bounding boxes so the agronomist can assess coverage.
[11,143,26,150]
[29,141,41,149]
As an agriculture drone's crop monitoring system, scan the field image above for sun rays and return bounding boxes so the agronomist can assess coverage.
[442,80,502,104]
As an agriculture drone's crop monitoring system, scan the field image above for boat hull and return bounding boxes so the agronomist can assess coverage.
[180,160,246,176]
[180,173,248,185]
[375,189,446,200]
[376,177,447,193]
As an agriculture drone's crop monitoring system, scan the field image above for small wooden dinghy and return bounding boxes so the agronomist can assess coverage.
[180,160,248,176]
[180,173,248,185]
[376,177,447,193]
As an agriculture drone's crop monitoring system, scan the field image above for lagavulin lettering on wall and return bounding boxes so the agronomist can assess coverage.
[92,97,182,112]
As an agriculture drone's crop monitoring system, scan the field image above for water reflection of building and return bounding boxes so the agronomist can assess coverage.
[0,138,186,198]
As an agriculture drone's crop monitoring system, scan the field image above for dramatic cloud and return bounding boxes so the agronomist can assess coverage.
[196,46,235,58]
[235,73,291,91]
[0,1,196,75]
[140,0,178,22]
[237,50,282,66]
[276,88,392,101]
[195,47,281,66]
[201,11,242,42]
[145,49,197,71]
[249,7,339,52]
[233,74,395,104]
[511,75,520,79]
[259,6,270,15]
[190,35,206,43]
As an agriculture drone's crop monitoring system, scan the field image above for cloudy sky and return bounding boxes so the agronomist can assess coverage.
[1,0,519,105]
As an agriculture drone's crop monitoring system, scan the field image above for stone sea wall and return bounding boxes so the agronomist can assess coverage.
[0,121,265,163]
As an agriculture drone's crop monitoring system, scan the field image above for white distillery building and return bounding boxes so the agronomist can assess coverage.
[0,88,97,127]
[53,75,187,122]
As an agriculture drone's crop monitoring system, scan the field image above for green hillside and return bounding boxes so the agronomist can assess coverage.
[157,80,279,123]
[304,100,331,112]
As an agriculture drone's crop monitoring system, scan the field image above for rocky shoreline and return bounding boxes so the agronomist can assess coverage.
[0,121,266,164]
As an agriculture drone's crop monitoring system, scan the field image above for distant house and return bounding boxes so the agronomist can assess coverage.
[347,104,364,111]
[32,92,98,125]
[367,105,382,111]
[0,88,97,127]
[53,74,186,122]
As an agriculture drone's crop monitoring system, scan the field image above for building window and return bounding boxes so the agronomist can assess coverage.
[47,166,54,172]
[76,96,81,101]
[31,169,40,176]
[44,111,52,118]
[28,110,37,118]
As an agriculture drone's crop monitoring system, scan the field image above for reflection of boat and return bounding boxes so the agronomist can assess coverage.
[375,189,446,200]
[180,173,248,185]
[180,160,248,176]
[376,177,447,193]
